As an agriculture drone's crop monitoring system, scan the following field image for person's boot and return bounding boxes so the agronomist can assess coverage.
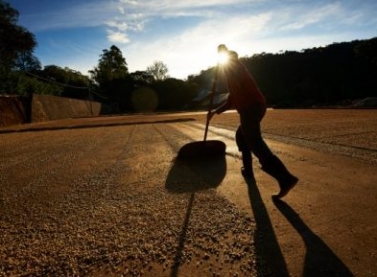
[276,172,298,198]
[261,155,298,198]
[241,150,254,179]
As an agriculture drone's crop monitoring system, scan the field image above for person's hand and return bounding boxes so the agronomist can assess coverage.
[207,110,216,121]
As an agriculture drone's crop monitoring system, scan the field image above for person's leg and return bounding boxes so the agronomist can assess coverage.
[240,107,298,198]
[235,126,253,178]
[239,106,273,162]
[260,154,298,198]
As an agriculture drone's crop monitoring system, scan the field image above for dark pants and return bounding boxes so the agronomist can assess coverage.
[236,105,273,164]
[236,105,296,188]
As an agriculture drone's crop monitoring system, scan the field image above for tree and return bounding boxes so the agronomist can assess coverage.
[190,37,377,108]
[151,78,197,110]
[14,51,41,72]
[130,70,154,85]
[89,45,128,86]
[355,37,377,66]
[15,74,62,96]
[146,61,169,81]
[41,65,91,99]
[0,0,37,70]
[89,45,134,112]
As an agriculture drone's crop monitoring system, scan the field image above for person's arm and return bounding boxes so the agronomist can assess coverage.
[207,94,234,121]
[215,95,233,114]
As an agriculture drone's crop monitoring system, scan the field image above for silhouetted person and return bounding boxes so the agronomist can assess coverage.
[208,45,298,198]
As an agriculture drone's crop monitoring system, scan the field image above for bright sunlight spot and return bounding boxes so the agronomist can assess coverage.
[218,51,229,65]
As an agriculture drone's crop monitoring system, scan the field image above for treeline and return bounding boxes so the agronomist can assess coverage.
[87,45,199,113]
[243,38,377,107]
[2,0,377,113]
[0,1,198,113]
[190,37,377,108]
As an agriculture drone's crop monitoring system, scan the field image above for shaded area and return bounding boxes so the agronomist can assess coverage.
[0,118,195,134]
[0,95,31,126]
[244,177,289,277]
[169,193,195,277]
[165,155,226,193]
[165,156,227,276]
[273,198,354,277]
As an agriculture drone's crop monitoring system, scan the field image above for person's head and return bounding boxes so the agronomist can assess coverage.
[223,50,241,77]
[217,44,228,53]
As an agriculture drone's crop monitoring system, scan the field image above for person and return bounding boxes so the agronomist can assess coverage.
[208,45,298,198]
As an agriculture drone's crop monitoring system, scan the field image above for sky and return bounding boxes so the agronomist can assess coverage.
[8,0,377,80]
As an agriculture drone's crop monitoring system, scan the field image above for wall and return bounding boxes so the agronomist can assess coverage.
[0,95,29,127]
[31,94,101,123]
[0,94,101,127]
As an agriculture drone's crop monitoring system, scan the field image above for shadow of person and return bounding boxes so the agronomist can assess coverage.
[244,177,289,277]
[165,155,227,277]
[272,198,354,277]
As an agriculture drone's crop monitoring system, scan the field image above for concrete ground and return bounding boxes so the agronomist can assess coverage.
[0,109,376,276]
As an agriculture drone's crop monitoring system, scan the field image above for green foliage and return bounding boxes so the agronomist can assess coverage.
[187,68,215,91]
[103,76,135,111]
[40,65,91,99]
[150,78,198,110]
[89,45,129,86]
[0,0,37,70]
[193,37,377,108]
[0,1,57,97]
[0,69,61,96]
[0,64,91,98]
[14,51,41,71]
[16,75,62,96]
[130,71,154,85]
[88,45,132,111]
[355,37,377,67]
[87,46,193,113]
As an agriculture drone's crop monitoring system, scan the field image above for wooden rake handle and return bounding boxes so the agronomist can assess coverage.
[203,65,219,141]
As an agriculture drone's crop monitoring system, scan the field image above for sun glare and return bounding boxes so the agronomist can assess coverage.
[218,51,229,65]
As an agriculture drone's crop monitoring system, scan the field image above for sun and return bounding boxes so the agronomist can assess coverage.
[217,51,229,65]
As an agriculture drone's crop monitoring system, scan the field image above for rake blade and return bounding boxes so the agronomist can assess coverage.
[177,140,226,159]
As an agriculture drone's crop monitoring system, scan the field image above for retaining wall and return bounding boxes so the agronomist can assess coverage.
[0,95,30,127]
[31,94,101,123]
[0,94,101,127]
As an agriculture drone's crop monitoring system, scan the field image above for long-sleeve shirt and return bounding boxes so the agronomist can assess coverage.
[222,60,266,113]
